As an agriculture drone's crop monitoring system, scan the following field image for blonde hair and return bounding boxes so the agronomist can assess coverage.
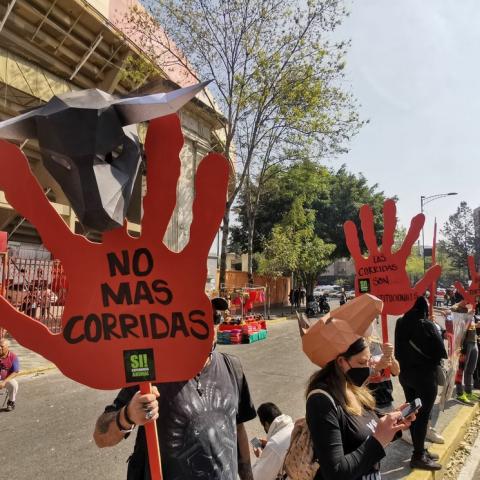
[306,357,375,416]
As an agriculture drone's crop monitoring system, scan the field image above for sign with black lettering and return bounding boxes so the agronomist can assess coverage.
[344,199,441,315]
[0,114,230,390]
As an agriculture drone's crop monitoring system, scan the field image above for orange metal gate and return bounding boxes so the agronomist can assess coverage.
[0,255,68,336]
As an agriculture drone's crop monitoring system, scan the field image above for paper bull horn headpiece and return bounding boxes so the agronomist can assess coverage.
[299,294,383,367]
[0,81,210,231]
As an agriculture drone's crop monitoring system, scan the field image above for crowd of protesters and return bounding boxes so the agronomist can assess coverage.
[89,290,480,480]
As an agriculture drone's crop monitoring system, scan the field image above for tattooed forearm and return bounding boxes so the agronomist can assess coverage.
[93,411,125,448]
[238,461,254,480]
[96,412,116,434]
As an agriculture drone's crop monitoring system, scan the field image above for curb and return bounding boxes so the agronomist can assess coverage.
[266,316,289,325]
[405,403,479,480]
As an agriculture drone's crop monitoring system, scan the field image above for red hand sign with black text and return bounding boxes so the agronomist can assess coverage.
[455,256,480,305]
[344,199,441,315]
[0,114,229,390]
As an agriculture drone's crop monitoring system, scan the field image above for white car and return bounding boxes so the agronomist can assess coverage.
[314,285,338,296]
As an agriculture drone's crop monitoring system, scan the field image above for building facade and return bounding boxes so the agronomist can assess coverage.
[0,0,231,289]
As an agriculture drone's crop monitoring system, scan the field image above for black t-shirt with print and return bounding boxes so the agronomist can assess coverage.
[104,351,256,480]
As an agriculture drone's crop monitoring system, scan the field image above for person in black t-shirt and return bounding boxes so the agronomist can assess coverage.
[306,338,413,480]
[93,298,257,480]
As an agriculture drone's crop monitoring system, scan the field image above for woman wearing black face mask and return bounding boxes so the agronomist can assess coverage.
[306,337,412,480]
[395,295,447,471]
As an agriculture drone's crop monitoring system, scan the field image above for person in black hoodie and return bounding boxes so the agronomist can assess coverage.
[395,296,447,471]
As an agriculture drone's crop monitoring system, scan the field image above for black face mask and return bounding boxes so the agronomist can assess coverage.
[346,361,372,387]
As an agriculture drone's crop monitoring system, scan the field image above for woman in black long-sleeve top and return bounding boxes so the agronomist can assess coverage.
[395,295,447,471]
[306,338,412,480]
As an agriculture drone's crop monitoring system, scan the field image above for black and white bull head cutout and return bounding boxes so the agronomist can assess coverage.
[0,82,209,231]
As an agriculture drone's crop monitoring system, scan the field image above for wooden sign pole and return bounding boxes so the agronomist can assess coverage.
[140,382,163,480]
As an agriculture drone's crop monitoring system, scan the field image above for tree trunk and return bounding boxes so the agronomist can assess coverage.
[219,206,231,295]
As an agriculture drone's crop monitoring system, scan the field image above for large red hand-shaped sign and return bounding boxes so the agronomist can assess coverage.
[0,114,229,389]
[344,199,441,315]
[455,256,480,305]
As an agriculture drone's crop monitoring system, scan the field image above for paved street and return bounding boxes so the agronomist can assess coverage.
[0,312,469,479]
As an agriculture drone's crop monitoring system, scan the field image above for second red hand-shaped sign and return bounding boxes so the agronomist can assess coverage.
[344,199,442,316]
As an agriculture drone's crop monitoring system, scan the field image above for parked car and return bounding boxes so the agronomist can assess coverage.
[313,285,330,296]
[346,290,356,300]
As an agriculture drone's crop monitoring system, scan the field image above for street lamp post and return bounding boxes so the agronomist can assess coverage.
[420,192,458,272]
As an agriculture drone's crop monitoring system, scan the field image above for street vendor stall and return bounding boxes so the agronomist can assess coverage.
[217,286,268,345]
[217,313,268,345]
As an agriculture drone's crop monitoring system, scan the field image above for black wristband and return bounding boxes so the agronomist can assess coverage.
[115,409,133,433]
[124,401,135,426]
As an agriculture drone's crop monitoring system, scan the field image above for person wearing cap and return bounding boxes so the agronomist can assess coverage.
[395,296,447,471]
[301,295,414,480]
[93,297,257,480]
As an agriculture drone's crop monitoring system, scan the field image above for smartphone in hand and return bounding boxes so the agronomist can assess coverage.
[250,437,263,450]
[400,398,422,419]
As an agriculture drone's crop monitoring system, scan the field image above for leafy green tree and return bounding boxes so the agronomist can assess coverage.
[405,246,425,283]
[231,160,329,253]
[313,165,388,257]
[436,244,460,286]
[440,202,476,277]
[257,196,335,293]
[231,161,388,259]
[127,0,363,288]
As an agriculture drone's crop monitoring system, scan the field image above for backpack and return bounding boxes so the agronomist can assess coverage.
[277,389,337,480]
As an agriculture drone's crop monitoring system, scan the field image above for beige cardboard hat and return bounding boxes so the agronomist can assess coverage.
[300,294,383,367]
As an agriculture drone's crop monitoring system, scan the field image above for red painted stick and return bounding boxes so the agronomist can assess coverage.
[381,312,390,378]
[140,382,163,480]
[381,312,389,343]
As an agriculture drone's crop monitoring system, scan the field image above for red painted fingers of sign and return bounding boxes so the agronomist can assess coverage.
[344,199,441,316]
[455,256,480,305]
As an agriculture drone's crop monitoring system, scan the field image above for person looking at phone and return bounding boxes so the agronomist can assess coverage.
[306,337,414,480]
[395,296,447,471]
[251,402,294,480]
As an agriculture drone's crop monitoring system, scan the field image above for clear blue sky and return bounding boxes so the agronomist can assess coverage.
[333,0,479,244]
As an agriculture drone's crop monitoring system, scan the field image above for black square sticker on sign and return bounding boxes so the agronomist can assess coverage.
[123,349,156,383]
[358,278,371,294]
